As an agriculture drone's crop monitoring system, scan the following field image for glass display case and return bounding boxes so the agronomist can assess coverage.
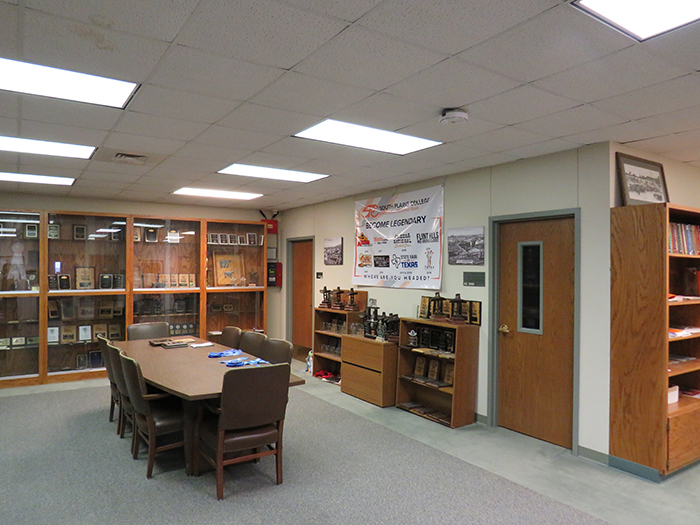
[205,221,265,289]
[133,292,199,336]
[206,290,264,335]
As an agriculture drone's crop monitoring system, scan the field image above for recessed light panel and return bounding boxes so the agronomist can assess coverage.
[574,0,700,40]
[218,163,328,183]
[173,188,263,200]
[295,119,441,155]
[0,58,138,108]
[0,136,95,159]
[0,172,75,186]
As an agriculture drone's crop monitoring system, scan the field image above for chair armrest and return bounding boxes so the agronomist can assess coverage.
[203,399,222,415]
[143,393,170,401]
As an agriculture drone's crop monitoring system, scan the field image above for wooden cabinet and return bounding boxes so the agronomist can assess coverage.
[341,335,398,407]
[396,318,478,428]
[611,203,700,476]
[0,211,267,389]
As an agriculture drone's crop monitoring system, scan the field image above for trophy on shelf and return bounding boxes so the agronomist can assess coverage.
[386,313,400,343]
[407,329,418,347]
[363,298,379,338]
[331,287,344,310]
[344,288,359,311]
[449,294,469,324]
[376,312,387,342]
[319,286,332,308]
[429,292,448,321]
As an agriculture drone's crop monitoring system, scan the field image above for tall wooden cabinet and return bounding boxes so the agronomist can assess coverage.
[0,210,267,389]
[611,203,700,476]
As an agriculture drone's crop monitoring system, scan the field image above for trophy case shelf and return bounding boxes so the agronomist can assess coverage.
[0,211,267,390]
[312,289,368,382]
[396,318,479,429]
[611,203,700,477]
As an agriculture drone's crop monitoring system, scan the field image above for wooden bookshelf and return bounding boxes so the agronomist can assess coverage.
[611,203,700,476]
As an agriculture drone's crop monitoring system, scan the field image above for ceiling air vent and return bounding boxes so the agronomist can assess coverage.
[113,152,148,165]
[91,147,165,166]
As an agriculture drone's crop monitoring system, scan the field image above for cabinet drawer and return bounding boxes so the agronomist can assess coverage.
[342,336,383,371]
[342,362,388,407]
[668,409,700,471]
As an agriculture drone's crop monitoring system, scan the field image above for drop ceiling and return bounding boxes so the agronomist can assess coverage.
[2,0,700,210]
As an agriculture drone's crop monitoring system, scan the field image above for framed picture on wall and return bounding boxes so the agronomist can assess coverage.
[616,153,669,206]
[247,233,257,246]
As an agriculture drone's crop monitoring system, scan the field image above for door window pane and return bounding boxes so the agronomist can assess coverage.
[518,242,542,333]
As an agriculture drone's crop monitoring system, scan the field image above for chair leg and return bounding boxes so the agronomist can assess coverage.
[132,428,140,459]
[216,431,225,500]
[147,432,157,478]
[109,396,116,422]
[276,445,283,485]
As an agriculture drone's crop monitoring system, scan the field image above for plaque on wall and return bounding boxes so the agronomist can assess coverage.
[93,323,108,341]
[427,360,440,381]
[60,299,75,321]
[76,354,87,369]
[48,274,59,290]
[58,274,71,290]
[414,355,427,376]
[78,325,92,342]
[48,300,60,319]
[75,267,95,290]
[73,225,87,240]
[48,223,60,239]
[108,324,122,340]
[88,350,103,368]
[145,227,158,242]
[61,325,77,343]
[113,274,125,289]
[25,223,38,238]
[47,327,60,343]
[99,273,113,289]
[77,297,95,319]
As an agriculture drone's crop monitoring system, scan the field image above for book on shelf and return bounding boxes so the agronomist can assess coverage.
[669,222,700,255]
[681,389,700,399]
[397,401,422,411]
[409,406,437,416]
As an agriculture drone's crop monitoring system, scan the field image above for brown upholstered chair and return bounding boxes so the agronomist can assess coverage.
[127,321,170,341]
[238,330,268,358]
[104,341,134,438]
[194,363,291,500]
[261,338,293,365]
[220,326,243,349]
[119,352,185,478]
[97,335,120,423]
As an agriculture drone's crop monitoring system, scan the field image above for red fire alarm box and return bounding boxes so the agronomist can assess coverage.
[267,262,282,287]
[261,219,278,234]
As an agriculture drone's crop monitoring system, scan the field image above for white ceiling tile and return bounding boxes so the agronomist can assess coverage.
[22,10,169,81]
[68,186,122,198]
[14,156,87,173]
[564,121,663,146]
[637,105,700,135]
[235,151,320,171]
[156,155,229,174]
[20,120,108,146]
[284,0,382,22]
[502,139,582,160]
[0,116,18,135]
[593,74,700,120]
[173,142,253,163]
[644,20,700,72]
[193,125,282,151]
[402,142,488,165]
[0,151,19,164]
[115,112,209,142]
[259,137,325,162]
[459,5,632,83]
[662,146,700,163]
[25,0,199,42]
[218,104,319,136]
[358,0,560,54]
[0,92,19,119]
[103,132,185,156]
[399,117,503,144]
[177,0,348,69]
[460,126,550,152]
[21,96,122,130]
[71,178,131,191]
[468,85,578,126]
[250,71,375,116]
[0,3,18,57]
[80,170,142,184]
[294,26,447,91]
[625,130,700,154]
[452,152,521,171]
[127,85,239,123]
[85,160,153,176]
[513,105,626,138]
[0,181,71,195]
[144,166,203,181]
[332,92,437,131]
[386,57,520,109]
[149,45,284,100]
[534,46,692,103]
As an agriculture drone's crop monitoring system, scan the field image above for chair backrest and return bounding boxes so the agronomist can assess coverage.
[119,352,152,416]
[106,342,130,399]
[239,331,268,358]
[220,326,242,349]
[97,335,116,384]
[219,363,290,431]
[261,338,293,365]
[127,322,170,341]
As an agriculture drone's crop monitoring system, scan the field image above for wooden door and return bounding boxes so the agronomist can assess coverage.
[291,240,313,349]
[497,217,575,448]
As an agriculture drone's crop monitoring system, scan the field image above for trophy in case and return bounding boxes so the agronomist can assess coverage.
[330,287,344,310]
[449,294,469,324]
[429,292,448,321]
[344,288,359,311]
[319,286,332,308]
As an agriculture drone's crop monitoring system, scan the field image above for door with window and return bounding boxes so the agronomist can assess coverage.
[497,217,575,448]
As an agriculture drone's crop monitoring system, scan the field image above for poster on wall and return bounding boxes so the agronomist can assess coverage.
[353,185,443,289]
[448,227,485,265]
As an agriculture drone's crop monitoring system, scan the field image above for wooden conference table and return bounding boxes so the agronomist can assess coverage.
[114,337,304,475]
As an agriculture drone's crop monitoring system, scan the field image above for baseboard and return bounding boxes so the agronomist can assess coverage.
[608,456,662,482]
[577,446,609,466]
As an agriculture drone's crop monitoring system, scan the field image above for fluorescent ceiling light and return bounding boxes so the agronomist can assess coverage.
[182,231,196,235]
[134,223,164,228]
[0,171,75,186]
[0,228,17,233]
[96,228,121,233]
[574,0,700,40]
[0,58,138,108]
[173,188,263,200]
[0,136,95,159]
[218,163,328,183]
[295,119,441,155]
[88,234,108,239]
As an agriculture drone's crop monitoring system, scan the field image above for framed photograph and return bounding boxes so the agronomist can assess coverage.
[47,327,60,344]
[207,233,216,244]
[238,235,247,246]
[229,234,238,245]
[145,227,158,242]
[25,223,38,238]
[324,237,343,266]
[133,226,142,242]
[75,267,95,290]
[48,223,60,239]
[218,233,229,245]
[73,224,87,240]
[108,324,122,340]
[247,232,257,246]
[78,325,92,342]
[616,153,669,206]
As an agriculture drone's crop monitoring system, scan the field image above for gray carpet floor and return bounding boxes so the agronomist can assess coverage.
[1,385,608,524]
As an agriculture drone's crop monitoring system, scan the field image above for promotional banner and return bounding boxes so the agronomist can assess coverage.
[353,185,443,289]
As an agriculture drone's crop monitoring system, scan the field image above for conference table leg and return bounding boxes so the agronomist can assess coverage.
[183,399,199,476]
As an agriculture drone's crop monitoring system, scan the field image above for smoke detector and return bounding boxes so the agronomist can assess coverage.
[439,108,469,124]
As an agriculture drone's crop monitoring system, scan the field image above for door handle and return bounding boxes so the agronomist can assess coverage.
[498,324,510,334]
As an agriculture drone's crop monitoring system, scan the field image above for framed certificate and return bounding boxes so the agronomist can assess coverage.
[61,325,77,343]
[78,325,92,342]
[47,327,60,343]
[247,233,257,246]
[75,267,95,289]
[133,226,142,242]
[73,224,87,240]
[48,223,60,239]
[145,227,158,242]
[229,234,238,245]
[25,223,38,238]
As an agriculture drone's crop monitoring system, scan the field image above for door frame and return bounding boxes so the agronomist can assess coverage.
[285,236,315,344]
[487,208,581,455]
